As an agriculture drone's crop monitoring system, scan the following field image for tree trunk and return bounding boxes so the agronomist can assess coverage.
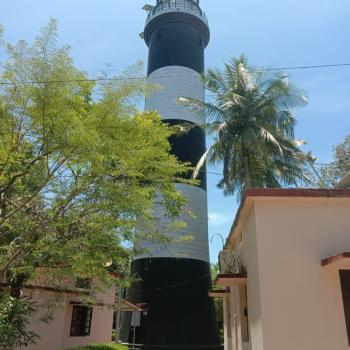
[0,191,6,219]
[10,274,27,298]
[244,153,252,190]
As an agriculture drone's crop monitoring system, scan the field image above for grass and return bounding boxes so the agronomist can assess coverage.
[68,344,128,350]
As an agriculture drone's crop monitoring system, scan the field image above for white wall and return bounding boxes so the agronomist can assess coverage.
[18,286,115,350]
[251,197,350,350]
[21,291,69,350]
[234,205,264,350]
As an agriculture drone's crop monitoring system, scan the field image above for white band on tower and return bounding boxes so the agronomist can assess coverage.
[146,66,204,125]
[136,183,209,262]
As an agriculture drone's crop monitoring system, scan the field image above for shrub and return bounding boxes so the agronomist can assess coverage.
[0,295,39,350]
[68,344,128,350]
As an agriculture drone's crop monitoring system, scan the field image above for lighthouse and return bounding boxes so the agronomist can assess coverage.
[129,1,219,349]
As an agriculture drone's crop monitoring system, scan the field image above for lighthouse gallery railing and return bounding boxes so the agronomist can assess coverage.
[146,0,209,26]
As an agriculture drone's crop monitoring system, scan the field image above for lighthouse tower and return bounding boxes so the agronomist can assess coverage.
[129,1,219,349]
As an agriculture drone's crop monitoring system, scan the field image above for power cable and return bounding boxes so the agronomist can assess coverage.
[265,63,350,71]
[0,62,350,86]
[133,273,211,292]
[204,162,350,178]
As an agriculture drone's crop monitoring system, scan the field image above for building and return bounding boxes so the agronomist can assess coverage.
[211,188,350,350]
[0,273,140,350]
[126,1,219,349]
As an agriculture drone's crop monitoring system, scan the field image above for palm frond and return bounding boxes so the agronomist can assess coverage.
[179,54,309,198]
[177,97,224,123]
[193,146,213,179]
[259,127,283,155]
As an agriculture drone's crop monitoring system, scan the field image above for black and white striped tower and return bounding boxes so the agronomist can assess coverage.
[130,1,219,349]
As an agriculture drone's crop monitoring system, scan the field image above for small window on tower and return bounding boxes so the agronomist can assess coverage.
[70,305,93,337]
[339,270,350,346]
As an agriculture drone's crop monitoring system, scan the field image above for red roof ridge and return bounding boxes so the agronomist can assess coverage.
[225,188,350,250]
[244,188,350,199]
[321,252,350,267]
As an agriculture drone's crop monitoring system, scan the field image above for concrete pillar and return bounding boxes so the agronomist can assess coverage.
[223,294,232,350]
[230,287,242,350]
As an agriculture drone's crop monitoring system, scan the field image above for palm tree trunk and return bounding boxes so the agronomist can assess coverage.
[244,153,253,190]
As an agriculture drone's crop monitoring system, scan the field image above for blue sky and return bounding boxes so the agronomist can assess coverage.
[1,0,350,262]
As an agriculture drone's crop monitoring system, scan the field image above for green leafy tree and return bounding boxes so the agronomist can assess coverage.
[210,263,223,344]
[316,135,350,188]
[0,18,189,303]
[180,55,310,197]
[0,295,38,350]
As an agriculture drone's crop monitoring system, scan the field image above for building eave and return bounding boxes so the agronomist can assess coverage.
[215,273,247,287]
[70,299,142,311]
[321,252,350,267]
[0,283,90,295]
[208,289,229,298]
[225,188,350,251]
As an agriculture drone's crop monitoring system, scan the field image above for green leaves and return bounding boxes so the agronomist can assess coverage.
[0,295,39,349]
[316,134,350,188]
[0,19,189,304]
[0,24,4,47]
[180,54,310,198]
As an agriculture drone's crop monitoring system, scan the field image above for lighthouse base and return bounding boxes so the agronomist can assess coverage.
[127,258,220,350]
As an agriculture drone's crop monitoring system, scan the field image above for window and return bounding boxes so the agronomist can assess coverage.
[70,305,93,337]
[340,270,350,346]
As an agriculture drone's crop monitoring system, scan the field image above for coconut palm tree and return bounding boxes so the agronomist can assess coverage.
[179,54,311,197]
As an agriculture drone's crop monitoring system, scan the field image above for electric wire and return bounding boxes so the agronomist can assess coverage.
[132,273,211,292]
[203,163,350,178]
[264,63,350,71]
[0,62,350,86]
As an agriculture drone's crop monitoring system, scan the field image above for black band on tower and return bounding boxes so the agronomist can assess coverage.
[167,119,207,190]
[129,258,219,350]
[145,12,210,75]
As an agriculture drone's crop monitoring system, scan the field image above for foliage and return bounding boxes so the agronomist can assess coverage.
[316,134,350,187]
[0,24,4,45]
[211,263,224,344]
[180,54,310,198]
[67,344,128,350]
[0,295,39,350]
[0,18,189,298]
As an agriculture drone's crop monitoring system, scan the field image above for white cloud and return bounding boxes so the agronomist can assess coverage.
[208,212,231,226]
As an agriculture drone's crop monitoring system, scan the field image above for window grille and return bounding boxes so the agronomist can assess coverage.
[70,305,93,337]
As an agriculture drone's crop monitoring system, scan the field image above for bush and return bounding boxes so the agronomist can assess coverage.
[68,344,128,350]
[0,295,39,350]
